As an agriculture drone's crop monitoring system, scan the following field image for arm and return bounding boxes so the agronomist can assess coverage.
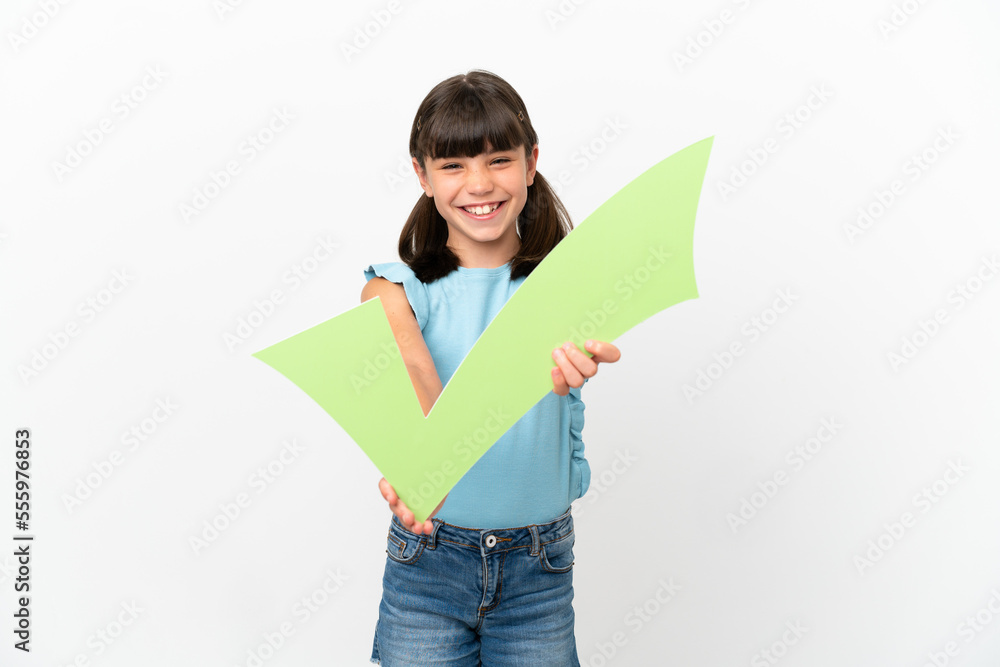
[361,277,443,416]
[361,276,445,533]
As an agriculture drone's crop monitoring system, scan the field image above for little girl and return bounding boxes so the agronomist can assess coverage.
[362,69,621,666]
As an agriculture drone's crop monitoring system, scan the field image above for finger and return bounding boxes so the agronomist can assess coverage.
[562,341,599,377]
[399,506,415,531]
[551,367,569,396]
[381,482,426,534]
[379,477,397,504]
[389,493,411,522]
[419,494,447,534]
[553,345,585,388]
[584,339,622,364]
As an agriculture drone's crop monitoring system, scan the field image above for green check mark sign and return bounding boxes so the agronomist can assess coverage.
[253,137,713,522]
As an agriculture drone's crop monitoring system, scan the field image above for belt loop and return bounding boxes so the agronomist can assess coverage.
[428,519,442,549]
[528,524,540,556]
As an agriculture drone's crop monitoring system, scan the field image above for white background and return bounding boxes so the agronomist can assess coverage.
[2,0,999,665]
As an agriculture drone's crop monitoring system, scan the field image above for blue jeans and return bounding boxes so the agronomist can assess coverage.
[370,508,579,666]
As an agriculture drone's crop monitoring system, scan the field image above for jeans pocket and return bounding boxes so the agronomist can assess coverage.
[386,521,427,565]
[539,531,575,573]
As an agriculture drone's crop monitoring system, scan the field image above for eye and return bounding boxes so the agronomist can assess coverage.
[441,163,461,170]
[492,157,511,165]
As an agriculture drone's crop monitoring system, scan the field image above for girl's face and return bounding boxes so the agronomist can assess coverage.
[413,143,538,266]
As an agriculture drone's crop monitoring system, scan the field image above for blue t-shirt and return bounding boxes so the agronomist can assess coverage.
[363,260,590,529]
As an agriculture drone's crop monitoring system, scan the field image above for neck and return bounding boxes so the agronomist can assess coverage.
[449,237,519,270]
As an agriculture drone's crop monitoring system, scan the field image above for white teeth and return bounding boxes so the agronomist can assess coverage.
[464,203,500,215]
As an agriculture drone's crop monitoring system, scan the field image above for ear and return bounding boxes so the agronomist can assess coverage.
[412,157,434,198]
[525,144,539,187]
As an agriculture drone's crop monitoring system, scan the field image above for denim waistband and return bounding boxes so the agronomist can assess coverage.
[390,507,573,556]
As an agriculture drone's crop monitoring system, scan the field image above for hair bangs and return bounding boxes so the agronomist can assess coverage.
[419,87,526,162]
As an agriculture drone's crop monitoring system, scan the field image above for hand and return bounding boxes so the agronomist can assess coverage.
[551,339,621,396]
[378,477,447,535]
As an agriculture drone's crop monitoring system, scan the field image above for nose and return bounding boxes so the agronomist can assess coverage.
[465,165,493,195]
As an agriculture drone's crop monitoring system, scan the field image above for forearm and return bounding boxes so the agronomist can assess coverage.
[406,363,443,417]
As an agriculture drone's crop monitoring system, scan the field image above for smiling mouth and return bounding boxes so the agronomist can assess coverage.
[459,200,506,218]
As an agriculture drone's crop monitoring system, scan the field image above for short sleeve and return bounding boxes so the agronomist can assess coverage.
[363,262,430,330]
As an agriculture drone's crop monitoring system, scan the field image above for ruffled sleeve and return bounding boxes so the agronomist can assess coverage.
[567,381,590,498]
[363,262,430,330]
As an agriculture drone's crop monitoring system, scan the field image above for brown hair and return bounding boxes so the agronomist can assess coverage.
[399,70,572,283]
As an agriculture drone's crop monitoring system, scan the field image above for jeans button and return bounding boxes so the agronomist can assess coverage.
[485,534,497,548]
